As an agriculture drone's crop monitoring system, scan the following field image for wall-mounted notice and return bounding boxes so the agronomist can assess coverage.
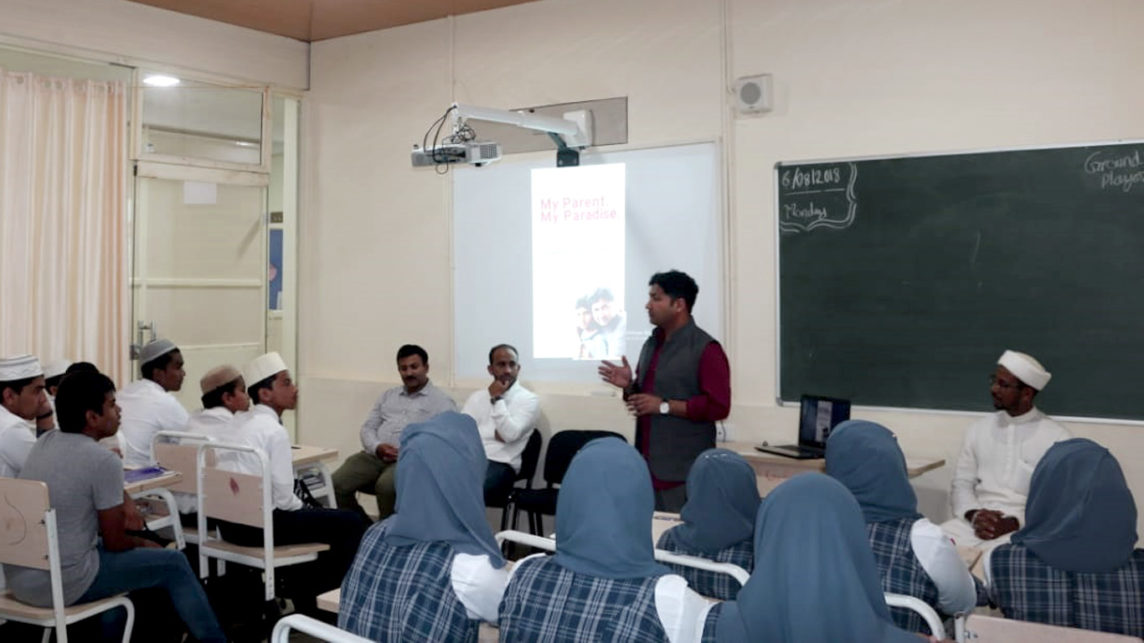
[531,163,626,360]
[777,162,857,233]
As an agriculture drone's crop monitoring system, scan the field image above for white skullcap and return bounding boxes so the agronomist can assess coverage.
[0,355,44,382]
[139,338,179,365]
[200,365,241,394]
[43,359,72,380]
[998,350,1051,391]
[243,352,288,387]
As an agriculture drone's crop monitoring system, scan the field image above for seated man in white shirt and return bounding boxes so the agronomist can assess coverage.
[0,355,55,478]
[116,339,189,467]
[460,344,541,504]
[219,352,369,614]
[942,350,1071,549]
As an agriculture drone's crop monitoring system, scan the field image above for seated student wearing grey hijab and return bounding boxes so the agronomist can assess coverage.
[700,473,922,643]
[826,420,978,634]
[655,448,759,600]
[499,437,709,643]
[339,412,508,641]
[985,438,1143,638]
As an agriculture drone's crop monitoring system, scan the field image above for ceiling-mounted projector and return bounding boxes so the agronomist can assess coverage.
[411,141,502,167]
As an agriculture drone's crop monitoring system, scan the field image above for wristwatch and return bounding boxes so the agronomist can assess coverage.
[659,400,670,415]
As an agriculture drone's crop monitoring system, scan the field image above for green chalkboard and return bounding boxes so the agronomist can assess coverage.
[778,141,1144,420]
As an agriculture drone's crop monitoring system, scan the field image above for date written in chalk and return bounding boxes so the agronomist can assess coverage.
[780,166,843,191]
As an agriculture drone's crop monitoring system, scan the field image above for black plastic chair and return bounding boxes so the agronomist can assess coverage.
[486,428,543,531]
[506,430,626,536]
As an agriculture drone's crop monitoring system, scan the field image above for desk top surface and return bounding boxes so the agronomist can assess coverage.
[651,511,683,544]
[723,441,944,478]
[291,444,338,466]
[124,469,182,494]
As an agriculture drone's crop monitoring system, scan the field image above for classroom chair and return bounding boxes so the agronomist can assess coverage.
[194,441,329,602]
[0,477,135,643]
[140,430,220,550]
[488,428,542,531]
[884,593,946,640]
[509,430,625,536]
[270,614,371,643]
[955,613,1141,643]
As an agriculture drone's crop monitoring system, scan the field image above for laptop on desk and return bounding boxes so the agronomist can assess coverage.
[755,394,851,459]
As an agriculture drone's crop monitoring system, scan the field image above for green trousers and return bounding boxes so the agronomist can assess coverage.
[331,450,397,520]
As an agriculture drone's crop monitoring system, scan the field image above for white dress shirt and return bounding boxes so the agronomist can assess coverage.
[221,404,303,511]
[116,379,190,468]
[185,406,241,442]
[461,383,540,472]
[949,407,1070,525]
[508,553,708,643]
[450,553,509,623]
[909,518,978,615]
[0,405,36,478]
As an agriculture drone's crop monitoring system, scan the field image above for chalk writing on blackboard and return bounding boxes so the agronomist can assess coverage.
[778,162,858,233]
[1084,149,1144,193]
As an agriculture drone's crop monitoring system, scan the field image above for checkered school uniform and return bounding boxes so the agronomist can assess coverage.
[700,602,724,643]
[656,526,754,600]
[338,523,480,642]
[866,517,942,634]
[499,554,668,642]
[990,544,1144,637]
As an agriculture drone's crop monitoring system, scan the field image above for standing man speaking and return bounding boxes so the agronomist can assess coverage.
[599,270,731,511]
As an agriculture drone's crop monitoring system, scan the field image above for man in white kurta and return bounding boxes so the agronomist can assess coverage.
[460,344,541,503]
[0,354,54,594]
[942,350,1071,549]
[117,339,189,467]
[0,355,54,478]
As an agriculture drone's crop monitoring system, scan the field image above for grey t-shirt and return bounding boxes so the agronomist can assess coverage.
[4,430,124,606]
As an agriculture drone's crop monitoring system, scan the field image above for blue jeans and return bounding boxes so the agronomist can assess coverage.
[77,547,226,643]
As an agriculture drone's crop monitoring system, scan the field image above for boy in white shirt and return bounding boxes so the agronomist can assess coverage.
[117,339,189,467]
[219,352,369,614]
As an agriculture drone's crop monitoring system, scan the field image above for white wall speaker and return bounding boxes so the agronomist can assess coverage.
[734,74,773,115]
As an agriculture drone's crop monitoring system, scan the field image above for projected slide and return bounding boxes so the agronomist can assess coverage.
[532,163,626,360]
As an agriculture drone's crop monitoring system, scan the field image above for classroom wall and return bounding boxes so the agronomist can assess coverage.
[0,0,308,89]
[301,0,1144,533]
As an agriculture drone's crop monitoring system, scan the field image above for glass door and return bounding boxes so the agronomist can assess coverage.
[131,170,269,409]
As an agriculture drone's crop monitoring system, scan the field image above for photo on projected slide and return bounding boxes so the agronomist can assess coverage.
[532,163,626,359]
[574,287,627,360]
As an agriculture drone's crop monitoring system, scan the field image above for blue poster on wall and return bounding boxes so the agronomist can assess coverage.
[269,229,283,310]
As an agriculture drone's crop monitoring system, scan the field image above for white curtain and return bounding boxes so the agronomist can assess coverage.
[0,70,129,384]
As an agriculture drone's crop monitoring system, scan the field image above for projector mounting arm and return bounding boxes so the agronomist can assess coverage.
[452,103,593,150]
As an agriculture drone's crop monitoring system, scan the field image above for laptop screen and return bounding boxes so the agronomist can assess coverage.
[798,395,851,448]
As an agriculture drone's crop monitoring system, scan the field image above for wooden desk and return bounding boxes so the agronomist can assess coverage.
[123,469,185,549]
[291,444,338,467]
[123,469,182,495]
[723,441,945,495]
[651,511,682,544]
[291,444,339,506]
